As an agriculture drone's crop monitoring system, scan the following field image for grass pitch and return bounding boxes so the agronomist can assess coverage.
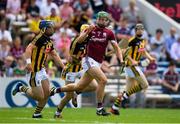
[0,107,180,123]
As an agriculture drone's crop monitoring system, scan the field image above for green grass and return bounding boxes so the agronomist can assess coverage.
[0,107,180,123]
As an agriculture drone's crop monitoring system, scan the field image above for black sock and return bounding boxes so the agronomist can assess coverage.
[34,106,43,114]
[97,102,103,108]
[57,107,62,113]
[56,88,62,93]
[76,91,81,95]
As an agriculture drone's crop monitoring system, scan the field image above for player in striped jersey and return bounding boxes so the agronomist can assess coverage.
[12,20,65,118]
[52,24,98,118]
[110,23,155,115]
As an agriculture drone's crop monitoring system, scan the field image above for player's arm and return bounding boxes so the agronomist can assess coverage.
[144,50,155,62]
[127,55,139,66]
[111,41,124,63]
[76,25,95,43]
[23,43,36,72]
[50,49,65,69]
[105,50,115,56]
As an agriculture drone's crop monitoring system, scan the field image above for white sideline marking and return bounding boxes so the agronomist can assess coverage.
[9,117,122,124]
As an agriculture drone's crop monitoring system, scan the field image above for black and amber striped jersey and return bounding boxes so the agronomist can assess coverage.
[61,36,87,79]
[127,36,146,66]
[69,36,87,64]
[31,33,54,72]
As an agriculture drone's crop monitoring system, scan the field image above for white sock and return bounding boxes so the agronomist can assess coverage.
[96,107,103,111]
[19,86,23,91]
[54,89,57,93]
[123,92,129,99]
[112,105,119,110]
[55,111,61,115]
[33,113,41,116]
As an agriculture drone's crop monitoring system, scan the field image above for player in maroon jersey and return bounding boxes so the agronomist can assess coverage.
[51,11,124,116]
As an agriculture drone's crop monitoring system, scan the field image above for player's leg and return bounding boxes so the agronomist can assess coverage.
[71,79,98,109]
[76,79,98,93]
[52,72,94,93]
[123,67,149,97]
[31,69,51,118]
[32,79,50,118]
[54,78,98,118]
[119,67,148,108]
[54,81,74,118]
[110,77,137,115]
[86,67,110,116]
[12,71,48,118]
[12,72,44,101]
[70,70,98,105]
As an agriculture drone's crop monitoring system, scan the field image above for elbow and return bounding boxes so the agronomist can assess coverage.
[26,44,34,51]
[25,47,31,54]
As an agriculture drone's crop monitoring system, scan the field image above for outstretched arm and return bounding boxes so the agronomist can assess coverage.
[23,43,36,72]
[144,50,155,62]
[111,41,124,63]
[76,25,95,43]
[50,50,65,69]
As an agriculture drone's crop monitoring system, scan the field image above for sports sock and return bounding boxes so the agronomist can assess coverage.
[20,86,29,93]
[34,106,43,114]
[113,95,122,109]
[126,84,142,96]
[55,88,62,93]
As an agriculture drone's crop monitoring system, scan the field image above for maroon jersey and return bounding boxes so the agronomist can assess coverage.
[146,62,157,71]
[163,69,179,86]
[86,26,116,63]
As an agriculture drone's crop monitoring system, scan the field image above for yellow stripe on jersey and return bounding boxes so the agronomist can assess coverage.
[127,37,145,66]
[31,34,54,72]
[134,45,139,60]
[32,33,42,45]
[128,36,135,43]
[69,65,73,72]
[31,48,37,71]
[70,38,78,56]
[37,46,45,71]
[76,51,82,59]
[30,72,36,87]
[75,65,80,72]
[137,46,141,60]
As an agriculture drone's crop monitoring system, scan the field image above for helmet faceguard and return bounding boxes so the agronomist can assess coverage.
[135,23,144,31]
[39,20,54,30]
[39,20,55,36]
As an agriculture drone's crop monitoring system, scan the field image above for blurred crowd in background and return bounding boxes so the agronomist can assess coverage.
[0,0,179,92]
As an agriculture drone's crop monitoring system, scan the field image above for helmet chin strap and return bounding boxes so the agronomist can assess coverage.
[40,27,46,34]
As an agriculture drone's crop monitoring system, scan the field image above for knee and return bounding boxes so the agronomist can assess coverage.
[36,95,45,101]
[65,92,74,99]
[75,85,85,91]
[99,77,107,86]
[92,83,98,91]
[141,82,149,90]
[45,90,50,98]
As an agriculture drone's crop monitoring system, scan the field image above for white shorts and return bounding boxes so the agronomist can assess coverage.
[125,66,144,78]
[82,56,101,72]
[65,70,84,82]
[26,68,48,87]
